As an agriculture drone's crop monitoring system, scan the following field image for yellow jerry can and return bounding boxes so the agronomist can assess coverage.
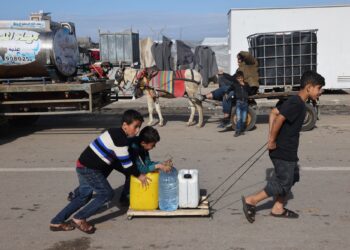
[130,172,159,210]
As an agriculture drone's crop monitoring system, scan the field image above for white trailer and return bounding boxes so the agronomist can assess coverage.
[228,5,350,89]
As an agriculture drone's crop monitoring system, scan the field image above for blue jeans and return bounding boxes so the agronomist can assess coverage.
[51,167,114,224]
[211,86,235,114]
[235,100,248,132]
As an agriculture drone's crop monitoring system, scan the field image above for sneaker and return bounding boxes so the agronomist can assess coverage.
[67,191,75,201]
[195,94,206,101]
[234,132,241,137]
[217,119,230,128]
[226,122,233,128]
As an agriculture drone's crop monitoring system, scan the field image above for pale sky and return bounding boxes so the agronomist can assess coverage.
[0,0,349,41]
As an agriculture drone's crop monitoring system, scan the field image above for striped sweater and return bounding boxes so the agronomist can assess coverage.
[79,128,140,177]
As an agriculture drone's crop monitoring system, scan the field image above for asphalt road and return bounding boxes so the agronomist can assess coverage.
[0,112,349,250]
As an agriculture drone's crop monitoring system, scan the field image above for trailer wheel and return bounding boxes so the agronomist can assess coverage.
[302,103,317,131]
[8,115,40,127]
[231,106,257,131]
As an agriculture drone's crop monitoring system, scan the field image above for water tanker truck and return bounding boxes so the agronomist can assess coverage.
[0,12,112,126]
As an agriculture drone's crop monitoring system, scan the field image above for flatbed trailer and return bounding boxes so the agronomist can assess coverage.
[0,79,113,125]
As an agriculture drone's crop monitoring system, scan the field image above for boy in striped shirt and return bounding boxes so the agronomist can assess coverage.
[50,110,149,234]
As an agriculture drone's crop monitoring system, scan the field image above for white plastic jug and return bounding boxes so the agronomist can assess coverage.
[178,169,200,208]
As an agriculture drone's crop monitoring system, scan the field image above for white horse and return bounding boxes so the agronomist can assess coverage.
[116,67,204,127]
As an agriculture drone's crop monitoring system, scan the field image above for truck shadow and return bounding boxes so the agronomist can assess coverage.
[0,113,271,145]
[0,113,124,145]
[0,113,214,145]
[0,123,39,145]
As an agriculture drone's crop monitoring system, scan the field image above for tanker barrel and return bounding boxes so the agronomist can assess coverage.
[0,21,79,81]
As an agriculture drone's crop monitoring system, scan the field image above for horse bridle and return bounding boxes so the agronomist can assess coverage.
[115,68,140,94]
[134,68,156,90]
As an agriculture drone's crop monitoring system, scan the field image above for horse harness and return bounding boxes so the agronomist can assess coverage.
[138,69,200,97]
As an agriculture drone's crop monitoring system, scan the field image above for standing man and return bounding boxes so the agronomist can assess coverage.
[242,71,325,223]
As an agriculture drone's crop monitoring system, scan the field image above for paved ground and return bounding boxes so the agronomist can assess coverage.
[0,107,349,249]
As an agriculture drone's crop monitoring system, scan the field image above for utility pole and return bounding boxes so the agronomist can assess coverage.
[148,26,166,42]
[158,26,166,41]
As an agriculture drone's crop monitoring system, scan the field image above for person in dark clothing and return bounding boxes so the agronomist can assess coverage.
[197,51,258,128]
[196,72,237,128]
[229,71,251,137]
[237,51,259,95]
[241,71,325,223]
[50,110,150,234]
[119,126,172,205]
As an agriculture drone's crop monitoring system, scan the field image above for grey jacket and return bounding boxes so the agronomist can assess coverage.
[151,36,173,71]
[176,40,194,67]
[193,46,218,87]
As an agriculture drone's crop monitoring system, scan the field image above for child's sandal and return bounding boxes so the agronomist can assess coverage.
[242,196,256,223]
[270,208,299,219]
[50,221,75,232]
[72,220,96,234]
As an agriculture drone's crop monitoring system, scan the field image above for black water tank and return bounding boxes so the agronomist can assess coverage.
[247,30,317,88]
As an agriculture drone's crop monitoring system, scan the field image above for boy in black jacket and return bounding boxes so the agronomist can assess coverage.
[230,71,251,137]
[241,71,325,223]
[50,110,150,234]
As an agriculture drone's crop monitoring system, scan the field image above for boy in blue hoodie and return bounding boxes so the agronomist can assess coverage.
[119,126,172,205]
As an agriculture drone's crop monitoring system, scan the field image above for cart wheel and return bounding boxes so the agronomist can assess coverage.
[302,103,317,131]
[231,106,257,131]
[316,103,320,120]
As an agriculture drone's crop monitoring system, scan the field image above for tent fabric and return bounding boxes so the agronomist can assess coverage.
[151,36,173,71]
[176,40,194,67]
[140,37,155,68]
[193,46,218,87]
